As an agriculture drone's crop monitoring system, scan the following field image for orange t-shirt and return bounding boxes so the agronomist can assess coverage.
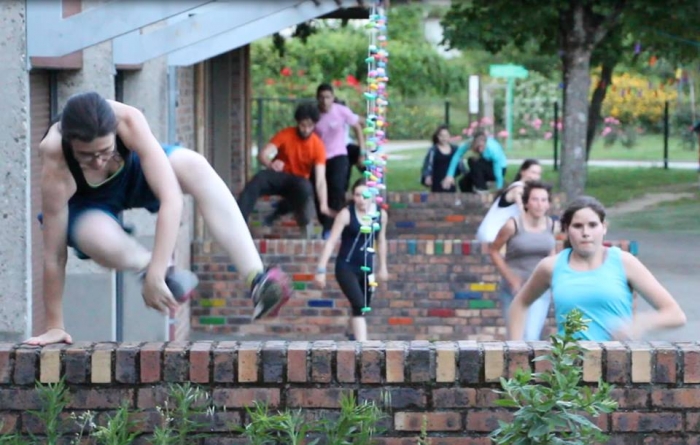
[270,127,326,179]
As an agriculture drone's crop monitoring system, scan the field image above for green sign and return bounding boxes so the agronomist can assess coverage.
[489,64,529,79]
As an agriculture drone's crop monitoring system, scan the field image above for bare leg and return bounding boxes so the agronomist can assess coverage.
[168,149,263,280]
[72,210,151,271]
[351,316,368,342]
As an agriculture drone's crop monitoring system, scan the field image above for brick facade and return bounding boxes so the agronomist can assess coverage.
[190,237,636,341]
[0,341,698,443]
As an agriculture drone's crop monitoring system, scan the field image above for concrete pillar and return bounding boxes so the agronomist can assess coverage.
[55,0,117,342]
[0,2,30,342]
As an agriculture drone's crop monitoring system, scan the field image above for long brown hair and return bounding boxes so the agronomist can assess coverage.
[560,196,607,249]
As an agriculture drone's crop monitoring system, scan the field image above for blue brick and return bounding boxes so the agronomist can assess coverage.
[308,299,333,308]
[395,221,416,229]
[407,240,417,255]
[227,265,237,272]
[420,192,429,202]
[454,291,482,300]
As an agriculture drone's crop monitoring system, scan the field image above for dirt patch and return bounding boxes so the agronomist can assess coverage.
[608,191,696,217]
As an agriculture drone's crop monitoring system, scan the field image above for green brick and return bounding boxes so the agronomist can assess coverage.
[199,316,226,325]
[390,202,407,209]
[468,300,496,309]
[435,241,444,255]
[250,221,262,227]
[293,282,306,291]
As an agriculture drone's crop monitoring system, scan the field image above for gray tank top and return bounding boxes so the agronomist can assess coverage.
[504,215,556,280]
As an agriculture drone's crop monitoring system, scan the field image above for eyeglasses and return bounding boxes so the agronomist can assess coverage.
[73,144,118,165]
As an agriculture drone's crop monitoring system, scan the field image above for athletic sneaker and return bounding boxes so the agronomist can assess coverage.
[250,266,293,320]
[165,267,200,303]
[140,267,199,303]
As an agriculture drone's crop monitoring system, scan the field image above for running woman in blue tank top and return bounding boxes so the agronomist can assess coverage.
[507,196,685,341]
[315,178,389,341]
[26,92,292,346]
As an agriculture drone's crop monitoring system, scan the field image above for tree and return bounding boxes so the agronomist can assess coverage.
[441,0,700,198]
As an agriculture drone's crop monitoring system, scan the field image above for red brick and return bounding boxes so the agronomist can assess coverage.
[506,341,530,378]
[361,344,383,383]
[190,342,212,383]
[311,341,334,383]
[286,388,350,408]
[0,343,14,384]
[0,413,18,433]
[466,410,513,432]
[140,342,164,383]
[603,343,629,384]
[395,411,462,432]
[651,388,700,408]
[67,389,134,410]
[287,342,308,383]
[427,308,455,317]
[212,388,280,409]
[137,386,169,409]
[13,346,38,385]
[432,388,476,408]
[336,343,357,383]
[388,317,413,326]
[213,341,237,383]
[650,341,677,383]
[611,412,683,432]
[681,343,700,383]
[609,388,650,409]
[64,343,91,384]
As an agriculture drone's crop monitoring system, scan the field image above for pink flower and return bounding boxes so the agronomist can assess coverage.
[519,128,527,135]
[497,130,509,139]
[543,132,552,140]
[280,67,292,77]
[601,127,612,136]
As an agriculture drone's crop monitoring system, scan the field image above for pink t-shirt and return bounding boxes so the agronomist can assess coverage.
[315,103,359,159]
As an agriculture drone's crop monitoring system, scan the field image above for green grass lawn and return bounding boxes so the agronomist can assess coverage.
[358,147,699,207]
[613,197,700,234]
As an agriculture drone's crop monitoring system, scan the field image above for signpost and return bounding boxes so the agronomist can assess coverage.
[489,64,529,151]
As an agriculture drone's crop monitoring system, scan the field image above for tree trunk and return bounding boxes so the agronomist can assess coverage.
[586,62,615,160]
[559,4,594,200]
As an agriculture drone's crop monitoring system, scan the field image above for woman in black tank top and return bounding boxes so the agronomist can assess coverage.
[314,178,389,341]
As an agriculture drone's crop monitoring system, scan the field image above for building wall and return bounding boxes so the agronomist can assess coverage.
[0,1,31,342]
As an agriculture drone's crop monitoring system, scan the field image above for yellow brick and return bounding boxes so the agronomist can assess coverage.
[483,343,504,382]
[91,349,112,384]
[385,342,405,383]
[444,240,453,254]
[631,348,652,383]
[40,348,61,383]
[210,299,226,307]
[425,241,434,255]
[238,344,259,383]
[470,282,497,292]
[435,344,456,383]
[580,342,603,382]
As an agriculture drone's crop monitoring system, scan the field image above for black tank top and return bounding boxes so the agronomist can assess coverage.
[61,135,132,197]
[336,203,377,269]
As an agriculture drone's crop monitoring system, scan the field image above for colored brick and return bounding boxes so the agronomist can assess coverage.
[407,239,417,254]
[199,316,226,325]
[434,240,444,254]
[199,299,226,308]
[427,308,455,317]
[396,221,416,229]
[308,299,333,308]
[469,283,497,292]
[259,239,267,254]
[390,202,407,209]
[444,240,453,254]
[445,215,465,223]
[293,282,306,291]
[425,240,434,255]
[468,299,496,309]
[388,317,413,325]
[454,291,481,300]
[292,273,314,281]
[461,241,471,255]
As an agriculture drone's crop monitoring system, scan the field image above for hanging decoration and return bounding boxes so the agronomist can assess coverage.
[358,0,389,314]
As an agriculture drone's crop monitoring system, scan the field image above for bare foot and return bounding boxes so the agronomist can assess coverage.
[24,328,73,346]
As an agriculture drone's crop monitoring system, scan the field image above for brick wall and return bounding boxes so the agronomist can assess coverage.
[1,341,698,443]
[190,238,637,341]
[247,192,567,240]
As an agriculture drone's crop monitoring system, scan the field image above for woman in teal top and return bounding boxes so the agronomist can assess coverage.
[441,130,508,193]
[508,196,685,341]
